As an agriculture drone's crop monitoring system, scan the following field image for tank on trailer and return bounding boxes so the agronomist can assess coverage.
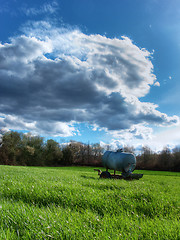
[97,149,143,180]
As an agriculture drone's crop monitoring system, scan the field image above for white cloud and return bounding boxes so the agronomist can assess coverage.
[100,140,124,151]
[0,21,178,140]
[0,114,76,137]
[101,124,180,153]
[154,81,160,86]
[21,1,59,16]
[109,124,153,140]
[144,124,180,151]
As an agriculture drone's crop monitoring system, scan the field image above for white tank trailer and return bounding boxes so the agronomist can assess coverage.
[96,149,143,180]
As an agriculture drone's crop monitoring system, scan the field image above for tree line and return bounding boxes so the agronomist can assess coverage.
[0,130,180,171]
[136,145,180,172]
[0,131,103,167]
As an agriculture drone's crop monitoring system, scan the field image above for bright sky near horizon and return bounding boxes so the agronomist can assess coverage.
[0,0,180,151]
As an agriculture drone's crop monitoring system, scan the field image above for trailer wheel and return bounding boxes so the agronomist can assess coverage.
[100,171,112,179]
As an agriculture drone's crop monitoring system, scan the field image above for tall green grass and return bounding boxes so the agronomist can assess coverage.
[0,166,179,239]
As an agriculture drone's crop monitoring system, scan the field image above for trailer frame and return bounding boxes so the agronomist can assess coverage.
[94,169,143,180]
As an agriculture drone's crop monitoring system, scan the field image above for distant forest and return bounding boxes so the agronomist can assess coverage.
[0,130,180,172]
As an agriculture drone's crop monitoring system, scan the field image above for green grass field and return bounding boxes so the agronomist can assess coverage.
[0,166,179,240]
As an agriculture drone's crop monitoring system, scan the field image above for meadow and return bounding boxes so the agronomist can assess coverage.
[0,166,179,240]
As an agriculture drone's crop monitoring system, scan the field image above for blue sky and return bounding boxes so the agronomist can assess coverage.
[0,0,180,151]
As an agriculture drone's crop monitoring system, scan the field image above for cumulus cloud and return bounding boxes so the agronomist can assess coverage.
[100,140,124,151]
[0,114,76,137]
[0,22,178,138]
[108,124,153,140]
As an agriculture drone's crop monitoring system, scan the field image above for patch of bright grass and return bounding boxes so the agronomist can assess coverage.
[0,165,179,239]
